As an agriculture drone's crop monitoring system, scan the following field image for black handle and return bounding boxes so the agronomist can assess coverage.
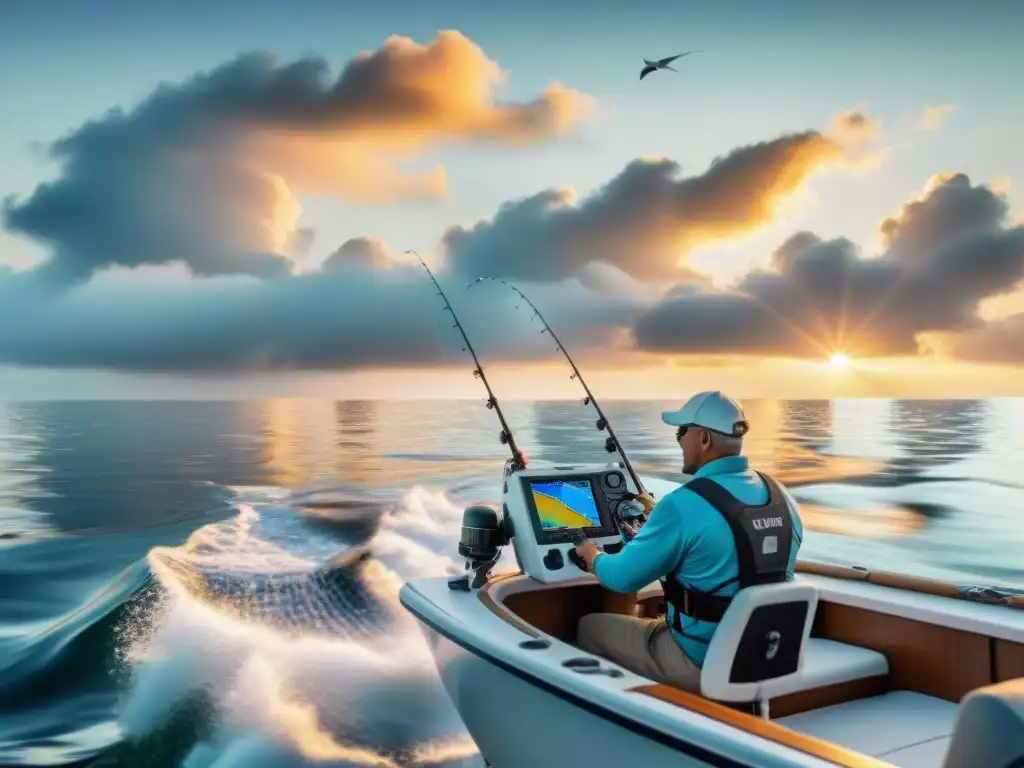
[568,549,588,572]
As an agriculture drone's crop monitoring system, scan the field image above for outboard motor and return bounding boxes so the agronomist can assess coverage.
[449,505,510,591]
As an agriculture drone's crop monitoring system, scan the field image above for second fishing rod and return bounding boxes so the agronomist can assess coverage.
[468,276,648,500]
[407,248,648,507]
[406,250,527,474]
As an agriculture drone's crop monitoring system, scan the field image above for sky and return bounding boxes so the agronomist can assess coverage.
[1,0,1023,399]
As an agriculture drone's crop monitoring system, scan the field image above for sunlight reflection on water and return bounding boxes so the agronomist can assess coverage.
[0,397,1020,586]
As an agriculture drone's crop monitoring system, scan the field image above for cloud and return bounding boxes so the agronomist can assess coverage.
[950,312,1024,364]
[7,48,1014,374]
[918,104,957,132]
[632,173,1024,359]
[0,88,890,374]
[0,259,650,372]
[323,238,398,272]
[441,110,883,283]
[2,30,591,286]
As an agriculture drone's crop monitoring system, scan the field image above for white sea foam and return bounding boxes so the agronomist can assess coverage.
[117,486,489,767]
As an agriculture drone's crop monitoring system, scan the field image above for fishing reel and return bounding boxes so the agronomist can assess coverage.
[612,493,648,542]
[594,416,617,453]
[448,505,512,591]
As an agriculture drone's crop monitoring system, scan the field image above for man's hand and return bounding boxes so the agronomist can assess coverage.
[633,492,656,514]
[574,540,601,572]
[620,519,642,539]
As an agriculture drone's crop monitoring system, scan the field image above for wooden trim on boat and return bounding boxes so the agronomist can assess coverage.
[498,582,639,642]
[768,675,889,719]
[813,602,991,702]
[631,684,892,768]
[797,561,1024,610]
[995,639,1024,681]
[478,574,541,638]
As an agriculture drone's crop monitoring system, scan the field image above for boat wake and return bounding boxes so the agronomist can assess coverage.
[113,485,492,768]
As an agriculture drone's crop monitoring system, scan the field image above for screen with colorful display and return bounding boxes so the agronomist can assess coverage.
[529,478,602,530]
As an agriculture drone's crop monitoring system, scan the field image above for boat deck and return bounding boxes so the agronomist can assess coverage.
[779,691,957,767]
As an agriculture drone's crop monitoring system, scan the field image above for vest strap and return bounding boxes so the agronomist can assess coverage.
[660,471,792,628]
[661,576,732,626]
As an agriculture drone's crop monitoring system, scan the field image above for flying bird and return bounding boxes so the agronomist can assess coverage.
[640,51,703,80]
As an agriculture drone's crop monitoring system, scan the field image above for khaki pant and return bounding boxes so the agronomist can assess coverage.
[577,613,703,693]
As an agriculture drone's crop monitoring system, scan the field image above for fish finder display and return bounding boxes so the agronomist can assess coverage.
[529,479,602,530]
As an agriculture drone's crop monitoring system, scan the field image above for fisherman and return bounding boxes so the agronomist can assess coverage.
[572,390,804,694]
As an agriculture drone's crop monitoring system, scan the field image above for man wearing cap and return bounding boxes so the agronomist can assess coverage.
[573,391,804,694]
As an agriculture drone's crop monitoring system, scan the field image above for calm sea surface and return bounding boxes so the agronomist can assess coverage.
[0,398,1022,767]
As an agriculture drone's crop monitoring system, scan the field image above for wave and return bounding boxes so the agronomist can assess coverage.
[110,484,489,768]
[0,484,497,768]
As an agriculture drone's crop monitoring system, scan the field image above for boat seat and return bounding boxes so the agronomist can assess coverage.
[777,691,959,768]
[700,580,818,715]
[781,637,890,695]
[942,678,1024,768]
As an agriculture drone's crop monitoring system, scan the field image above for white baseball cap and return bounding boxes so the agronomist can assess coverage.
[661,391,749,437]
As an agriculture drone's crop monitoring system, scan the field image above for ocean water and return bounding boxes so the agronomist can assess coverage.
[0,398,1022,767]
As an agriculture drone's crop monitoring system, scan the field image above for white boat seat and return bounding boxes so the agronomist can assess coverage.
[777,691,958,768]
[942,678,1024,768]
[701,581,818,711]
[775,637,889,697]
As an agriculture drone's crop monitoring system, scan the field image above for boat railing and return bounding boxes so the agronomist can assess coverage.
[795,560,1024,610]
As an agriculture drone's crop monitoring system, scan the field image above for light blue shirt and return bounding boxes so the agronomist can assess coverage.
[592,455,804,666]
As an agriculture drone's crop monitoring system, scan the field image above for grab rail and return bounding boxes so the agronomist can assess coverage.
[796,560,1024,611]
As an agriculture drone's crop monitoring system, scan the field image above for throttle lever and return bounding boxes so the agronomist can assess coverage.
[567,548,588,572]
[564,529,590,571]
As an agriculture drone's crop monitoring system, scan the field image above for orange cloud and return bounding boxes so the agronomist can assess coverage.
[239,30,595,199]
[2,30,592,283]
[322,31,594,144]
[444,109,884,281]
[826,110,888,170]
[949,313,1024,364]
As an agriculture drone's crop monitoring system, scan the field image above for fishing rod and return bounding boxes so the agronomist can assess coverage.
[469,276,647,496]
[405,251,526,472]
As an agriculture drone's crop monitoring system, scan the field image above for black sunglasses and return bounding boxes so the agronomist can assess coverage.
[677,422,750,440]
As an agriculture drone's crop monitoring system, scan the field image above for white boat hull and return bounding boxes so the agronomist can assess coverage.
[400,577,825,768]
[418,623,719,768]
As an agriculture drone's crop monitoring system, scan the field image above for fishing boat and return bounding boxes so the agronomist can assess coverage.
[397,261,1024,768]
[400,460,1024,768]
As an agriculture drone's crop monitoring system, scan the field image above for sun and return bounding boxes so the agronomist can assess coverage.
[828,353,852,371]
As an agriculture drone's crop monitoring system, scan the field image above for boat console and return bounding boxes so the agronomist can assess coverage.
[508,464,643,583]
[450,461,646,590]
